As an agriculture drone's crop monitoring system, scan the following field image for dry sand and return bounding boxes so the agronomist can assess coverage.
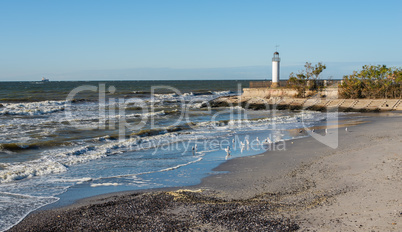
[193,113,402,231]
[8,113,402,231]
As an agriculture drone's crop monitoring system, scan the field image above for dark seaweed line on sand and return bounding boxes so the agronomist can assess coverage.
[8,191,299,232]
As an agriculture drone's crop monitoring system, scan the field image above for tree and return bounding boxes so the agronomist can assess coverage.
[339,72,363,98]
[287,62,327,97]
[339,65,402,99]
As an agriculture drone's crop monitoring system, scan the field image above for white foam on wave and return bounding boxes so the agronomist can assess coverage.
[0,100,67,116]
[90,183,121,187]
[0,159,68,183]
[159,157,203,172]
[126,110,166,118]
[0,111,335,230]
[63,177,93,184]
[0,145,108,183]
[0,192,58,231]
[153,90,235,105]
[0,91,343,231]
[0,130,198,183]
[0,110,333,184]
[189,101,207,109]
[194,111,330,130]
[212,90,233,96]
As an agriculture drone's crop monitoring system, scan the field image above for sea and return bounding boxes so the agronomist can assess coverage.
[0,80,341,231]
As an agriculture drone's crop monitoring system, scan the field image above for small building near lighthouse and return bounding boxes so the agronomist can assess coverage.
[271,51,280,87]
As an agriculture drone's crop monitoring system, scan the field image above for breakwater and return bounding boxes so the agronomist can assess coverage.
[209,96,402,112]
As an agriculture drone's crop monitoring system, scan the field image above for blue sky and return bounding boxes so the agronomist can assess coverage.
[1,0,401,81]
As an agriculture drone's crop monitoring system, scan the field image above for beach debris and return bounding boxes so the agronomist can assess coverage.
[8,188,301,231]
[166,189,204,200]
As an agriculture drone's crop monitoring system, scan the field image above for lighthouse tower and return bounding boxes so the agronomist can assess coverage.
[271,51,280,88]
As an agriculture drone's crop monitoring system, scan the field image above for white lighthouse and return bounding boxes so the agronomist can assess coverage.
[271,51,280,87]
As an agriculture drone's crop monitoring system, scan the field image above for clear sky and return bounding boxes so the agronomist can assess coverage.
[1,0,401,81]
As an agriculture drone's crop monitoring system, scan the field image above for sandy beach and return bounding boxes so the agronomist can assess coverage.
[8,113,402,231]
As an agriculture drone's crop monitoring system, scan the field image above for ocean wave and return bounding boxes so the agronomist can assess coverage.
[212,90,233,96]
[0,159,68,183]
[188,100,209,109]
[90,183,121,187]
[0,100,67,116]
[0,140,75,152]
[0,133,167,183]
[159,157,203,172]
[190,91,213,96]
[97,154,205,182]
[152,93,178,99]
[190,111,327,131]
[0,98,36,103]
[0,132,174,183]
[0,192,58,231]
[0,131,206,183]
[0,109,332,184]
[129,122,195,137]
[127,110,166,118]
[132,91,150,94]
[65,108,169,124]
[64,177,93,184]
[125,106,145,111]
[152,90,234,102]
[0,144,113,183]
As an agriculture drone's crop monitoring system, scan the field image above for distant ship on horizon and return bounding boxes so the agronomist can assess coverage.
[41,77,49,82]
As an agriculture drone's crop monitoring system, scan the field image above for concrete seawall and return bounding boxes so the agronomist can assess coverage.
[211,96,402,112]
[242,87,339,99]
[275,98,402,111]
[227,87,402,111]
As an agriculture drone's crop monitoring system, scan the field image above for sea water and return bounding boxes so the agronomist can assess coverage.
[0,80,338,231]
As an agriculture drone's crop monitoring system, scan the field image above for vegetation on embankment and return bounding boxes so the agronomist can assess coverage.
[285,63,402,99]
[339,65,402,99]
[207,63,402,112]
[287,62,327,98]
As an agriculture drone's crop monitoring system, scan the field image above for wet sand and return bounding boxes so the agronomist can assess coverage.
[9,113,402,231]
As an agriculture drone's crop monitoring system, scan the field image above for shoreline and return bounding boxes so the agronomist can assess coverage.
[8,112,402,231]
